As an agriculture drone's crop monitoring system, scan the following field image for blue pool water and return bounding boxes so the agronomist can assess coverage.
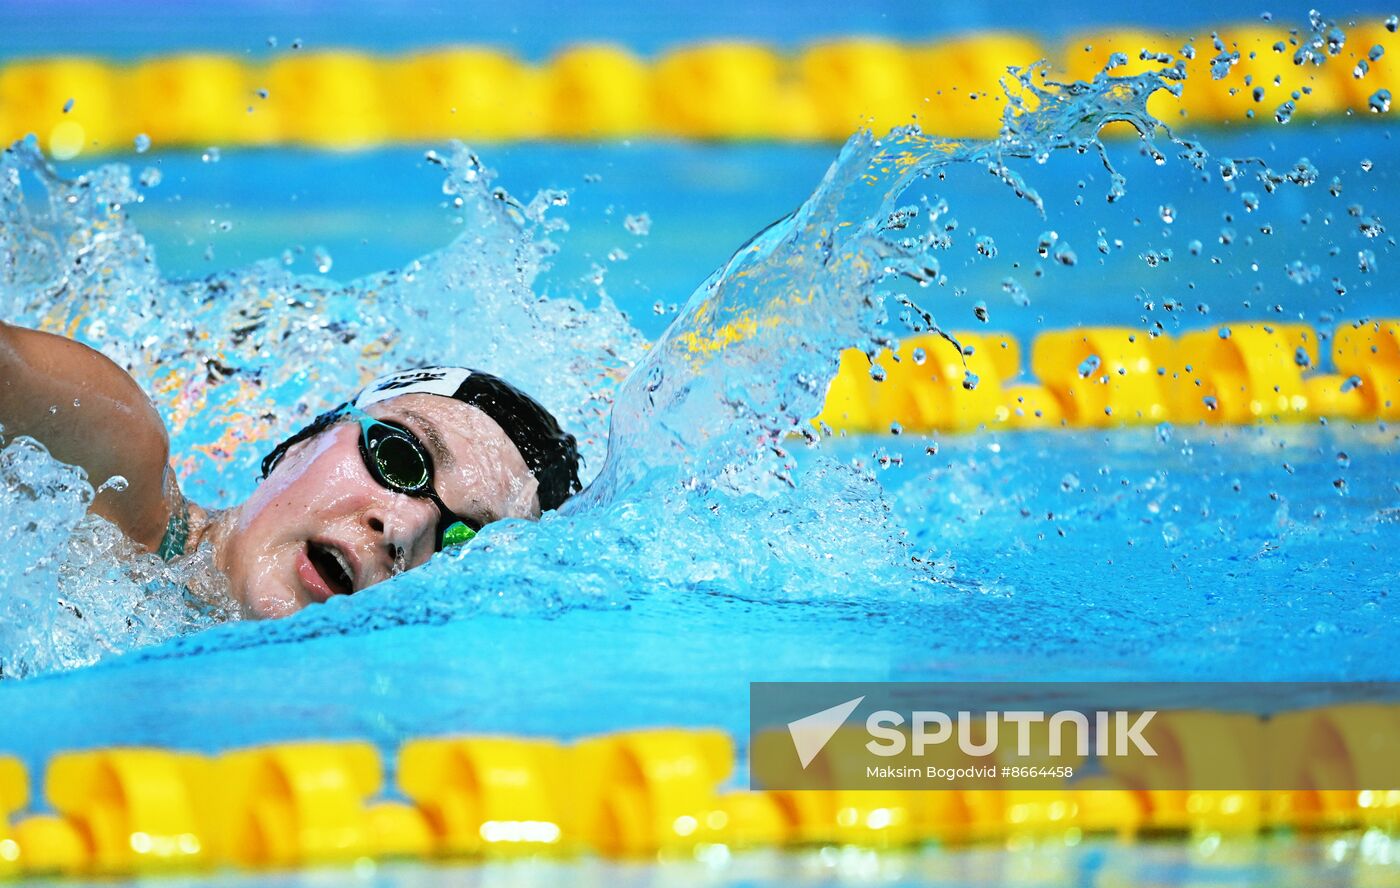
[110,123,1400,344]
[3,424,1396,765]
[1,58,1397,720]
[0,53,1398,887]
[16,835,1400,887]
[3,0,1393,61]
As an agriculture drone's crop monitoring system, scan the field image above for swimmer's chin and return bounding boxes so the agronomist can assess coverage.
[237,581,314,620]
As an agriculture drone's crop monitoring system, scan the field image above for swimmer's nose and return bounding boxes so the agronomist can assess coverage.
[364,496,438,572]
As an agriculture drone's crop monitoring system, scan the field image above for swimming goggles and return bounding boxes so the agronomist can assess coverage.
[337,404,478,551]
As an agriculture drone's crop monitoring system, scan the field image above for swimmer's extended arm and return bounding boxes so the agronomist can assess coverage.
[0,320,174,550]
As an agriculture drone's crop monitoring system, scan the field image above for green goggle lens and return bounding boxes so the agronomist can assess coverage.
[440,521,477,548]
[369,431,431,490]
[349,406,480,553]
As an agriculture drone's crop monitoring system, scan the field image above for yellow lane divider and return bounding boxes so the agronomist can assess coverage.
[816,320,1398,434]
[0,22,1395,156]
[1,701,1398,878]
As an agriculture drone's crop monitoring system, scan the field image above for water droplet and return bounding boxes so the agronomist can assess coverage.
[1326,27,1346,56]
[889,421,903,436]
[1218,326,1232,339]
[974,235,998,258]
[72,398,81,407]
[961,370,979,391]
[1285,158,1319,187]
[1340,375,1363,393]
[201,146,221,163]
[138,166,161,188]
[1159,204,1176,224]
[133,133,151,153]
[1204,395,1219,411]
[1388,14,1399,32]
[1355,59,1372,79]
[1294,346,1312,368]
[911,348,926,365]
[256,88,270,100]
[1037,230,1058,258]
[607,247,629,262]
[1188,239,1203,255]
[1001,277,1029,307]
[1361,158,1374,172]
[1053,242,1077,266]
[1210,48,1240,79]
[1369,89,1392,113]
[1274,101,1295,124]
[1336,451,1351,468]
[1286,259,1320,284]
[623,212,652,236]
[291,38,304,50]
[48,405,58,415]
[1333,478,1348,494]
[97,475,129,494]
[1077,355,1102,378]
[62,97,75,114]
[1359,249,1377,272]
[1060,473,1079,491]
[313,247,333,274]
[266,35,278,47]
[870,365,887,383]
[1371,44,1386,61]
[1241,192,1260,212]
[1156,423,1172,443]
[973,301,989,323]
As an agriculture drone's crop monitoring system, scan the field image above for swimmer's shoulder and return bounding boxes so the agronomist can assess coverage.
[0,320,178,552]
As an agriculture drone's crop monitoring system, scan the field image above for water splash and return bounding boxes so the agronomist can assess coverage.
[1,136,646,672]
[577,61,1180,507]
[0,433,236,677]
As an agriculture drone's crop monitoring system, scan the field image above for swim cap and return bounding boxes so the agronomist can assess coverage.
[260,367,581,511]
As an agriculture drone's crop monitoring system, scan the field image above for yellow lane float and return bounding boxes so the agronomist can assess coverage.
[816,320,1398,432]
[45,749,209,874]
[0,701,1396,879]
[397,735,566,856]
[2,26,1393,153]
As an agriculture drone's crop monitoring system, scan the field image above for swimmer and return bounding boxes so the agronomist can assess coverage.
[0,320,580,618]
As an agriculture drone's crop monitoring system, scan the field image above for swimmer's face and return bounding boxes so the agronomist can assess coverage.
[220,393,540,619]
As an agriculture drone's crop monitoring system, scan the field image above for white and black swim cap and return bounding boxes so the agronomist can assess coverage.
[260,367,582,511]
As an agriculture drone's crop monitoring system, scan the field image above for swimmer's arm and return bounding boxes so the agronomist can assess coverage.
[0,320,174,550]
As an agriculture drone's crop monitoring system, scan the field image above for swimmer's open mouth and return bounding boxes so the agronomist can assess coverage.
[307,541,355,596]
